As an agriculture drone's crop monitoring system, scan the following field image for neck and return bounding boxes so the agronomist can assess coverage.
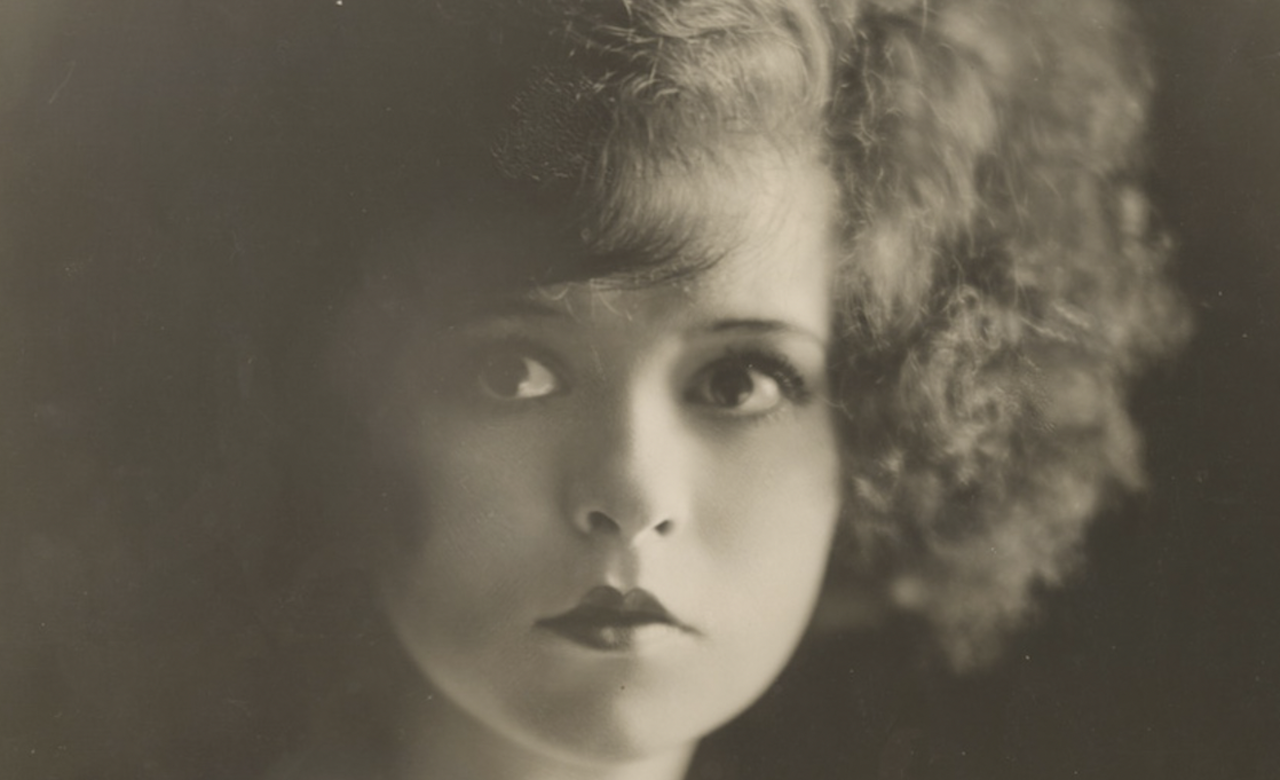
[392,688,696,780]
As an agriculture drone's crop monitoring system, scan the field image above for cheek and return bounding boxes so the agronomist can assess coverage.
[411,412,558,545]
[380,418,562,646]
[695,416,842,638]
[704,417,841,560]
[653,415,840,729]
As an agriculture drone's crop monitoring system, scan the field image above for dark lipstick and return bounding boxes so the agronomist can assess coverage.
[537,586,692,651]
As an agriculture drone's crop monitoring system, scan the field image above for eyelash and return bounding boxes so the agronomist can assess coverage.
[696,348,813,406]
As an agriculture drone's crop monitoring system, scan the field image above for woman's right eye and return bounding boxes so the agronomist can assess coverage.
[474,352,562,401]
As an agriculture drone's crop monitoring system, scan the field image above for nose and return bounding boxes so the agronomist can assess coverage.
[565,390,689,546]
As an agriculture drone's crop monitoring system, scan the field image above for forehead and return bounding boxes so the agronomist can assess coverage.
[533,160,838,336]
[415,151,840,324]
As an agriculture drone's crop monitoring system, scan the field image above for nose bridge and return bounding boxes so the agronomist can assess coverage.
[568,381,687,542]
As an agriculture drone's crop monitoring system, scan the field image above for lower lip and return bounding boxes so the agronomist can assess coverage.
[537,619,690,653]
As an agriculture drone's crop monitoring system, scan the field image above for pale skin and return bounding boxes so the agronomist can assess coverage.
[362,152,846,780]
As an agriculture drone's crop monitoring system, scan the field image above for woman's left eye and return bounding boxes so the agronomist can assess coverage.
[686,355,806,416]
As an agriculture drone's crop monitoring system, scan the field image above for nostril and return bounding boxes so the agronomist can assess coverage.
[587,511,616,534]
[583,511,675,538]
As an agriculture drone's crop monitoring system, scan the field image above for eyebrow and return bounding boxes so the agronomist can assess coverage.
[702,318,829,348]
[451,299,827,348]
[451,296,568,325]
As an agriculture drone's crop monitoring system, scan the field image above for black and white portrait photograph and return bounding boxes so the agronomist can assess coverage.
[1,1,1277,778]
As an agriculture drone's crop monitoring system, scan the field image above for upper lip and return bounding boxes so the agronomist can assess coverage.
[538,586,693,632]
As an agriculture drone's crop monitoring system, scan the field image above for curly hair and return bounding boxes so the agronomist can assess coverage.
[822,0,1190,666]
[311,0,1188,668]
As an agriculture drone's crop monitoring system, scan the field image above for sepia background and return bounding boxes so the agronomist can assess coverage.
[2,1,1278,778]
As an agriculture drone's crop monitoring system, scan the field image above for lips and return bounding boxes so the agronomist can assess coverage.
[537,586,693,651]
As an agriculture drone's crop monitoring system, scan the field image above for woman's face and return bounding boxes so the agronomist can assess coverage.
[375,155,843,767]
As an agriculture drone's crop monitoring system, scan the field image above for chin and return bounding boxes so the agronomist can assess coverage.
[509,697,704,767]
[500,659,771,768]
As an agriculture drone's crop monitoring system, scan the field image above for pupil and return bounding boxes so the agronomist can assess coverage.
[482,355,530,397]
[710,368,753,407]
